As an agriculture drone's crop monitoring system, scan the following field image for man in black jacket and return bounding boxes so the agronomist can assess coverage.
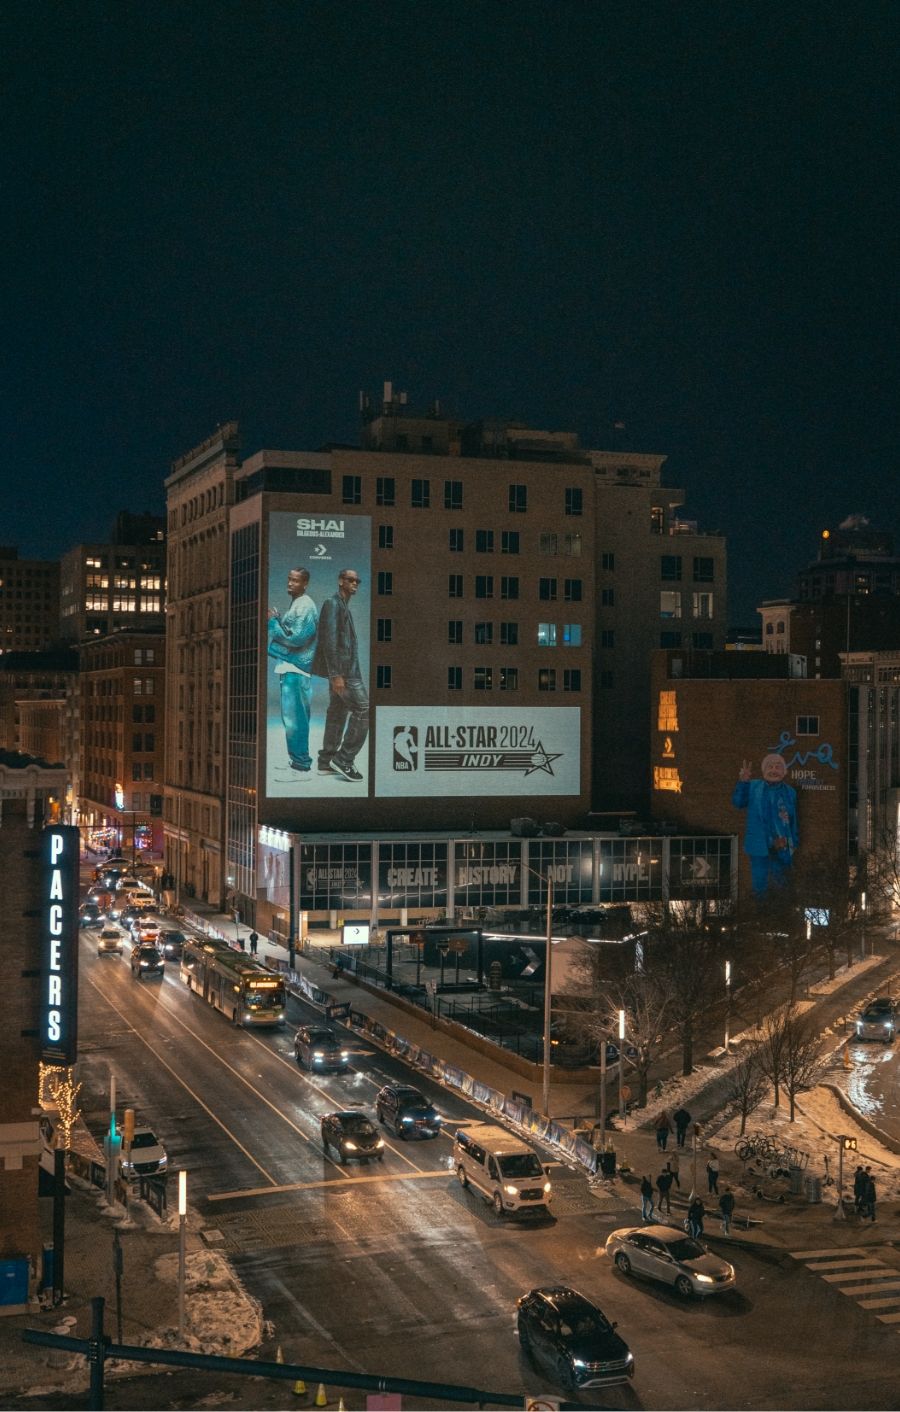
[311,567,369,782]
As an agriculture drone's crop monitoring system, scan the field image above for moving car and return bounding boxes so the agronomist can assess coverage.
[453,1122,552,1216]
[80,902,104,928]
[856,997,897,1043]
[516,1286,634,1392]
[97,925,126,956]
[321,1110,385,1163]
[375,1084,442,1139]
[158,929,186,961]
[130,943,164,979]
[120,904,155,931]
[121,1126,168,1179]
[134,918,161,945]
[294,1025,350,1071]
[605,1224,736,1298]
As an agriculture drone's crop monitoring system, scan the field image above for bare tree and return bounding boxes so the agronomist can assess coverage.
[781,1007,823,1121]
[758,1005,790,1110]
[725,1045,768,1134]
[652,900,726,1076]
[793,848,864,977]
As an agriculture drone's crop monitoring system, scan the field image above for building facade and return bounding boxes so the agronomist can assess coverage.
[0,546,60,653]
[842,649,900,867]
[59,513,165,643]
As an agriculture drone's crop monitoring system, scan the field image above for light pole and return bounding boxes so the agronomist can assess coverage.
[177,1170,187,1341]
[541,874,554,1117]
[724,960,732,1053]
[618,1008,626,1124]
[860,891,867,962]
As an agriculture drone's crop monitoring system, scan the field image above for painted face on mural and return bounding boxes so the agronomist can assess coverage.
[761,753,787,784]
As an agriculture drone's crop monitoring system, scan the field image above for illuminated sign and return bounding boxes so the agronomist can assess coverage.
[343,923,370,946]
[41,824,79,1065]
[653,765,683,793]
[114,783,125,810]
[375,708,580,797]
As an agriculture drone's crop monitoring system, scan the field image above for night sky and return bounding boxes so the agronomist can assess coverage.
[3,1,898,622]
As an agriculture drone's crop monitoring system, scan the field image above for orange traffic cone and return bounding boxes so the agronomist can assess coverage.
[843,1042,852,1071]
[315,1384,328,1407]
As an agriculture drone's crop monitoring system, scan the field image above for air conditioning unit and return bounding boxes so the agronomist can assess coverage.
[510,817,539,837]
[541,821,566,837]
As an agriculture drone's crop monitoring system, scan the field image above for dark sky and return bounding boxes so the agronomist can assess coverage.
[3,1,898,622]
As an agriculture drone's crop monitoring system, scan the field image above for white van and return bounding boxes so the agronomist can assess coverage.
[453,1123,552,1217]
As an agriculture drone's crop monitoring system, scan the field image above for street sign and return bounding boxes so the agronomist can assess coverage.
[525,1397,561,1411]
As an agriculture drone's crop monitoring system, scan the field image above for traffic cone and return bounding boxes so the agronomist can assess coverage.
[337,1400,345,1412]
[292,1378,307,1396]
[843,1042,852,1070]
[276,1346,285,1364]
[315,1383,328,1407]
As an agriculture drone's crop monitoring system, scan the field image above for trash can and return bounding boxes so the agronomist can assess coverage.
[804,1174,822,1204]
[0,1258,30,1308]
[789,1165,804,1195]
[599,1149,617,1178]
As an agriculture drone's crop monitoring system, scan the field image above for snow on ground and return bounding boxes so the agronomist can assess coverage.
[147,1250,264,1357]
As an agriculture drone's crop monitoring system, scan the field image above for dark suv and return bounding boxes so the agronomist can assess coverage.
[294,1025,350,1071]
[856,997,897,1043]
[375,1084,441,1139]
[321,1111,384,1163]
[516,1286,634,1393]
[158,930,186,961]
[130,944,164,979]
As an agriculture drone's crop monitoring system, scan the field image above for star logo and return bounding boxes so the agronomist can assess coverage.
[524,744,562,777]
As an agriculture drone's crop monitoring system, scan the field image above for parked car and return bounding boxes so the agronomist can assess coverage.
[375,1084,442,1139]
[320,1110,384,1163]
[855,997,897,1043]
[80,902,104,928]
[294,1025,350,1071]
[605,1224,736,1298]
[130,943,164,979]
[516,1286,634,1393]
[121,1126,168,1179]
[158,930,186,961]
[97,925,126,956]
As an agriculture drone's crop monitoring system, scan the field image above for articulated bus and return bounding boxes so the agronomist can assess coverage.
[180,938,287,1026]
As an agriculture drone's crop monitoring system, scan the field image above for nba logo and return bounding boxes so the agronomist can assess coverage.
[393,725,418,771]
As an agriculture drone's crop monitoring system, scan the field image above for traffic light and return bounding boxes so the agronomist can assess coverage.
[842,1136,857,1151]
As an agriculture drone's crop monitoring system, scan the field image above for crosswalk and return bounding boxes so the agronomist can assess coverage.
[790,1246,900,1329]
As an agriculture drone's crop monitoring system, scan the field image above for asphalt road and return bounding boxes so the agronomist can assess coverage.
[72,926,899,1410]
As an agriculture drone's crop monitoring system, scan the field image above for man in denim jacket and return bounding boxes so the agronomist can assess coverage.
[268,567,318,774]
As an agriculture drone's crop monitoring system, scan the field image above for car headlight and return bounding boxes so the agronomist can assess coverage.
[243,1012,252,1021]
[401,1116,413,1124]
[343,1141,357,1151]
[313,1051,324,1060]
[340,1050,349,1059]
[695,1272,714,1284]
[572,1358,586,1369]
[375,1138,384,1148]
[157,1155,168,1169]
[625,1352,634,1365]
[504,1185,519,1196]
[543,1181,552,1193]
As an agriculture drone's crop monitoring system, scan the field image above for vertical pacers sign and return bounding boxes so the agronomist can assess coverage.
[41,824,79,1065]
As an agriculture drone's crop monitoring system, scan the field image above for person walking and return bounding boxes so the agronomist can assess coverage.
[863,1169,877,1222]
[719,1187,735,1235]
[655,1110,673,1152]
[248,930,259,957]
[640,1175,655,1223]
[707,1155,720,1195]
[656,1167,674,1215]
[687,1196,705,1240]
[667,1151,680,1189]
[312,568,370,782]
[673,1106,692,1148]
[853,1164,867,1215]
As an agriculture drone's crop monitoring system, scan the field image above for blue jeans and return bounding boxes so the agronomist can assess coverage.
[641,1195,654,1221]
[279,671,312,768]
[321,675,369,768]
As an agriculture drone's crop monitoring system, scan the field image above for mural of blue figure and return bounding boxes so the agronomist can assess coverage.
[731,753,799,895]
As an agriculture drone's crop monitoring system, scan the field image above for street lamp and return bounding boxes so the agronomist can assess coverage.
[541,874,554,1118]
[178,1170,187,1341]
[724,960,732,1053]
[860,891,867,962]
[618,1008,626,1124]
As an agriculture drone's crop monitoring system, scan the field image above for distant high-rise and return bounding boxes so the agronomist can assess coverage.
[59,513,166,642]
[0,546,60,653]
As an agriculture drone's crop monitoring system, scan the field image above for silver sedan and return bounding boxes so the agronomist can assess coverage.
[605,1224,735,1299]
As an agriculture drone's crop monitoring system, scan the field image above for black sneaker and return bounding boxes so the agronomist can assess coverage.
[330,760,363,782]
[317,760,334,774]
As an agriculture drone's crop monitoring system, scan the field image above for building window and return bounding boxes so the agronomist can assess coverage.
[540,532,558,555]
[539,577,557,601]
[661,555,682,581]
[377,665,392,688]
[601,551,615,571]
[500,621,518,646]
[563,669,582,691]
[564,578,582,602]
[765,622,774,635]
[377,618,392,642]
[475,575,494,599]
[133,679,143,695]
[692,631,714,648]
[475,529,494,553]
[499,667,518,691]
[143,762,153,779]
[449,574,463,598]
[500,576,519,600]
[797,715,819,735]
[565,487,583,516]
[144,733,155,751]
[693,556,715,582]
[474,667,493,690]
[538,622,557,646]
[449,527,464,552]
[508,483,527,513]
[133,733,142,751]
[448,620,463,644]
[145,705,155,723]
[501,531,519,554]
[377,571,393,595]
[132,706,143,723]
[601,588,616,607]
[132,764,142,781]
[562,623,582,646]
[660,631,682,648]
[474,622,493,644]
[600,628,615,648]
[538,668,556,691]
[562,533,582,557]
[599,669,614,688]
[448,666,462,691]
[376,477,395,506]
[133,649,144,665]
[660,590,681,619]
[342,474,362,505]
[444,479,463,510]
[411,478,431,508]
[692,591,713,619]
[378,524,394,549]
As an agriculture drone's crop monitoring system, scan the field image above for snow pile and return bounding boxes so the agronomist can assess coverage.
[147,1250,264,1357]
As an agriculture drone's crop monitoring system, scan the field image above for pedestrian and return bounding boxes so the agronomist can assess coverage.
[687,1196,705,1240]
[853,1164,867,1214]
[640,1175,655,1223]
[667,1151,680,1188]
[863,1170,877,1222]
[248,930,259,957]
[673,1106,692,1148]
[707,1155,720,1194]
[656,1167,674,1215]
[655,1110,673,1151]
[719,1187,735,1235]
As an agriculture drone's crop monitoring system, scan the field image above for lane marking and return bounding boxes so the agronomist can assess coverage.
[859,1297,900,1310]
[83,972,278,1186]
[836,1279,900,1296]
[815,1259,890,1275]
[791,1246,868,1259]
[209,1169,451,1201]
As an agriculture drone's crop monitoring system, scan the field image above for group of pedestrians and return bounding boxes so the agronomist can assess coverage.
[655,1107,693,1151]
[639,1138,736,1236]
[853,1165,877,1221]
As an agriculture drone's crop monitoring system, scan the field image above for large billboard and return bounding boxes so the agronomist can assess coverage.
[41,824,79,1066]
[265,512,371,799]
[374,707,580,797]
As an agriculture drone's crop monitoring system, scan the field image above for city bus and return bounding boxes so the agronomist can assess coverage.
[180,938,287,1027]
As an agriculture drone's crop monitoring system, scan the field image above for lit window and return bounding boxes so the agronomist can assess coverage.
[692,591,713,620]
[660,590,681,619]
[538,623,557,647]
[538,668,556,691]
[562,624,582,646]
